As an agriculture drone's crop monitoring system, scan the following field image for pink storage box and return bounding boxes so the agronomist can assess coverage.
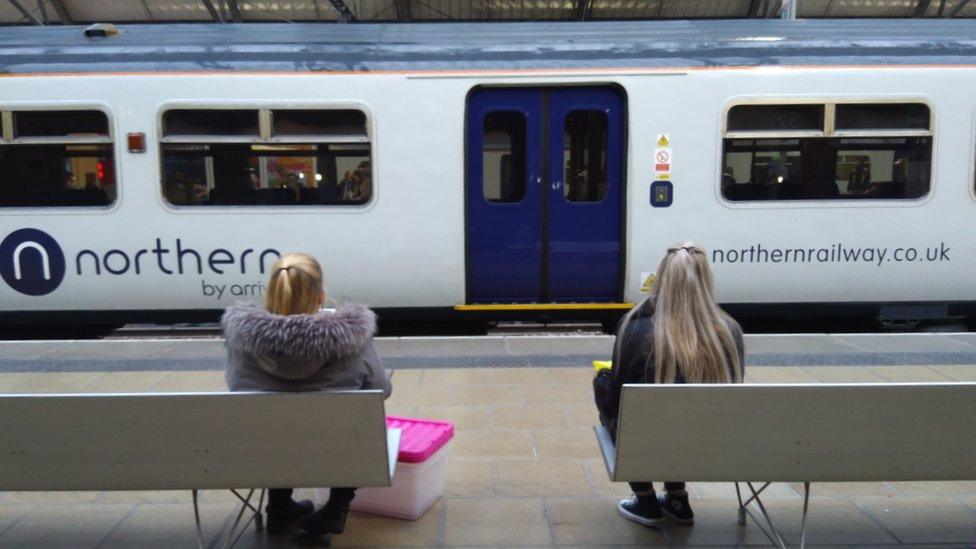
[318,416,454,520]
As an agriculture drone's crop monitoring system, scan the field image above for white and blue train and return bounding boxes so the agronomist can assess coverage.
[0,20,974,330]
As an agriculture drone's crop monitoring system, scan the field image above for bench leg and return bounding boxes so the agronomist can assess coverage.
[734,482,788,549]
[799,481,811,549]
[255,488,265,531]
[192,489,205,549]
[734,482,747,526]
[222,489,263,549]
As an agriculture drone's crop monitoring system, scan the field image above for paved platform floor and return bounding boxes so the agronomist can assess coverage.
[2,361,976,548]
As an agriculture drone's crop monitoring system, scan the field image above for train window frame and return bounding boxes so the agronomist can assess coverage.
[971,105,976,205]
[156,102,375,212]
[0,104,119,212]
[719,98,935,208]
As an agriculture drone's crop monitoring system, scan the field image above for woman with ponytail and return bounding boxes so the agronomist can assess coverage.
[221,252,391,539]
[600,241,744,528]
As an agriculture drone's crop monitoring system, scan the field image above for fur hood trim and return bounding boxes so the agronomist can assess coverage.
[222,302,376,361]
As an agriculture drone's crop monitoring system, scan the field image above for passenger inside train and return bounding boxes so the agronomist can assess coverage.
[160,109,372,207]
[220,252,391,539]
[0,110,114,207]
[595,241,745,528]
[720,103,931,201]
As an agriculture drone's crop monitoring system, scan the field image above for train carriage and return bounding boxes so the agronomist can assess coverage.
[0,20,974,330]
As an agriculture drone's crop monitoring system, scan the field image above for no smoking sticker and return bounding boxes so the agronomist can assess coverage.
[654,147,671,173]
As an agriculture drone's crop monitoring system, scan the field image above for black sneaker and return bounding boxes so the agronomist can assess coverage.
[659,493,694,525]
[266,498,314,535]
[617,496,663,527]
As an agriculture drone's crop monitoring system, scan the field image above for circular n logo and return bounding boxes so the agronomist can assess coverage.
[0,228,66,296]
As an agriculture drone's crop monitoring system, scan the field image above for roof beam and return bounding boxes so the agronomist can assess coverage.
[138,0,154,19]
[49,0,72,23]
[37,0,48,24]
[913,0,932,16]
[201,0,225,22]
[327,0,356,22]
[51,0,75,25]
[8,0,43,24]
[746,0,763,17]
[227,0,242,22]
[576,0,593,20]
[949,0,971,16]
[395,0,411,20]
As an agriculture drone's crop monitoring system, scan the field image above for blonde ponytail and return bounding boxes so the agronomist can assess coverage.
[265,253,325,315]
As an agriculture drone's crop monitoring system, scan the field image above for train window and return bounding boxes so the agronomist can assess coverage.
[563,110,608,203]
[722,103,932,201]
[160,108,372,207]
[727,105,824,132]
[163,110,259,137]
[15,110,109,138]
[0,110,115,208]
[482,111,526,204]
[835,104,929,131]
[273,110,367,140]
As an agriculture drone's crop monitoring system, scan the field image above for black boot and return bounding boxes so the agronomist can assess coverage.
[297,503,350,537]
[266,498,314,535]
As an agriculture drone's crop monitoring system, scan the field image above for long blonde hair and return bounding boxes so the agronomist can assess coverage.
[265,253,325,315]
[646,241,742,384]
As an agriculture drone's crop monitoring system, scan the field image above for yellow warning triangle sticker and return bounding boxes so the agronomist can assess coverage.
[657,135,669,147]
[640,273,655,292]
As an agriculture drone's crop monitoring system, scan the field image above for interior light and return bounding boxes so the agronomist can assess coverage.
[776,176,784,183]
[315,173,323,181]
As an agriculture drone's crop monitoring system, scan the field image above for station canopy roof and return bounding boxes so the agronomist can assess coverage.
[4,0,976,25]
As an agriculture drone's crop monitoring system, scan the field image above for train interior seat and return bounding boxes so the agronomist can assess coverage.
[299,187,319,205]
[0,189,110,207]
[255,188,295,205]
[209,187,257,205]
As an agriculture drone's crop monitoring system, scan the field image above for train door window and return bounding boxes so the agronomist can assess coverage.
[482,111,526,203]
[722,102,931,201]
[563,110,608,202]
[160,108,372,207]
[0,109,115,208]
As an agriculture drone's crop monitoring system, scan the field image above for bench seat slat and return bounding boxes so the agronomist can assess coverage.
[610,383,976,483]
[0,391,394,491]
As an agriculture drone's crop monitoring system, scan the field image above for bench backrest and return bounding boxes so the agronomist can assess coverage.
[0,390,396,491]
[598,382,976,482]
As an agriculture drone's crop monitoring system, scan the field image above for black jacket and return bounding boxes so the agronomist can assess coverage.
[596,297,745,435]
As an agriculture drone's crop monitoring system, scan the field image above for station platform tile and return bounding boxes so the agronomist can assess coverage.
[2,363,976,547]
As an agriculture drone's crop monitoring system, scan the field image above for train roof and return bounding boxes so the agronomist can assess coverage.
[4,20,976,75]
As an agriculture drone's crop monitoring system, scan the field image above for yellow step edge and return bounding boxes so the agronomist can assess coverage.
[454,303,635,311]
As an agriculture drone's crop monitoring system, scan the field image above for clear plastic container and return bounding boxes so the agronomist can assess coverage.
[316,416,454,520]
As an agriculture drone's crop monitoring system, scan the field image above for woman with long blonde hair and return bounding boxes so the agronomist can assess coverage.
[221,252,390,539]
[599,241,744,527]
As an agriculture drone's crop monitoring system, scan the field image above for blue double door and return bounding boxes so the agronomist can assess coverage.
[466,87,625,303]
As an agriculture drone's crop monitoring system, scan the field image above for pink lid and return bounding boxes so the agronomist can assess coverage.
[386,415,455,463]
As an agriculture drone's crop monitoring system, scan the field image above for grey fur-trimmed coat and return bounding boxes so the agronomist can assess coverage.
[221,302,391,397]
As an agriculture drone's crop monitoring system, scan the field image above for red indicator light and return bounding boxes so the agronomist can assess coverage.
[97,161,105,181]
[127,132,146,153]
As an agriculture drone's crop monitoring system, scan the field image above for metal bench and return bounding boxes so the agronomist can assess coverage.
[595,382,976,548]
[0,390,400,548]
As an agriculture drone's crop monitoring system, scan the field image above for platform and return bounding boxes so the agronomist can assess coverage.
[1,333,975,547]
[2,332,976,372]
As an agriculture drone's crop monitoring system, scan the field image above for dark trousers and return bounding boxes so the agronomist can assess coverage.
[267,487,357,512]
[629,481,686,497]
